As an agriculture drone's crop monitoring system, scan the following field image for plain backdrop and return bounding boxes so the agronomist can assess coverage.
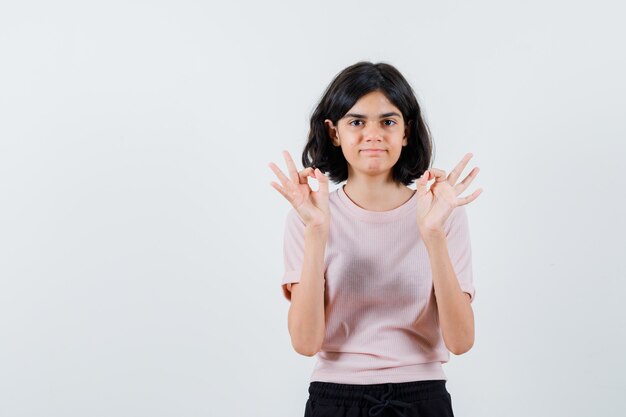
[1,1,624,416]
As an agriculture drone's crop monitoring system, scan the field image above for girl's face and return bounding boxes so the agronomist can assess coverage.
[324,90,409,181]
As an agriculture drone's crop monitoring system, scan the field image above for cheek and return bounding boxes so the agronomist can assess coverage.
[341,139,360,151]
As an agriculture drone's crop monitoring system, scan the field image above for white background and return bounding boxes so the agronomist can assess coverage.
[1,1,624,416]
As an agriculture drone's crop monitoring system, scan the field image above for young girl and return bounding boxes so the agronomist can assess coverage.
[269,61,482,417]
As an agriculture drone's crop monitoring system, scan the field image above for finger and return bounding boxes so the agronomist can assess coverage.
[282,150,300,184]
[454,167,480,195]
[428,168,447,183]
[268,161,293,190]
[448,153,473,186]
[457,188,483,206]
[270,181,290,200]
[298,167,314,184]
[270,174,299,204]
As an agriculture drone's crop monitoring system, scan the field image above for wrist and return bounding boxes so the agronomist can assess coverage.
[419,226,445,244]
[305,222,329,236]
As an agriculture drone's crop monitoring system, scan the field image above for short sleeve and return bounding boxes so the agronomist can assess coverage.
[443,205,476,303]
[281,209,306,301]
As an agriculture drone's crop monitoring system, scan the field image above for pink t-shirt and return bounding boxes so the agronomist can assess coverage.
[281,184,475,384]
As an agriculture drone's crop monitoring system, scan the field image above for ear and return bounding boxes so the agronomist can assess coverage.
[403,120,412,146]
[324,119,340,146]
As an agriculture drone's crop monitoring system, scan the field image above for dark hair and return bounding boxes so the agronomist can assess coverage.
[302,61,433,186]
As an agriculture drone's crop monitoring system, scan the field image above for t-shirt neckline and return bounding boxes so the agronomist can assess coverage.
[337,184,418,223]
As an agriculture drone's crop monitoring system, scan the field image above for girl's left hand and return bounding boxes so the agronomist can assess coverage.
[416,153,483,233]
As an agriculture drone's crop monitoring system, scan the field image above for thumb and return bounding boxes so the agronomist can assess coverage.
[314,168,329,194]
[416,170,430,196]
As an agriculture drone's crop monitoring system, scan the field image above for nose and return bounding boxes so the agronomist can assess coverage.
[363,122,384,141]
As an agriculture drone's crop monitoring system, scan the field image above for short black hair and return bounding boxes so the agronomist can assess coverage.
[302,61,433,186]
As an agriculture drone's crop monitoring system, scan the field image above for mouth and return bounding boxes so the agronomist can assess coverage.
[361,149,385,154]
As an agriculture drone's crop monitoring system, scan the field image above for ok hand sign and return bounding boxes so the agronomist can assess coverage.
[268,150,330,229]
[416,152,483,233]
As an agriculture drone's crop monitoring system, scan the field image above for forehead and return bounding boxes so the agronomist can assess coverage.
[345,91,401,116]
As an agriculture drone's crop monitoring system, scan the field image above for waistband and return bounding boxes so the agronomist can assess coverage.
[308,379,448,417]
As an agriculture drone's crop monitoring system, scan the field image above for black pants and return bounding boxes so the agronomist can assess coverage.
[304,379,454,417]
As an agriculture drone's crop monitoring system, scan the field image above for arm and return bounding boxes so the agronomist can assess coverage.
[287,224,327,356]
[423,230,475,355]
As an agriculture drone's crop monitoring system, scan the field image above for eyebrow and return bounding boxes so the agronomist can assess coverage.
[343,112,402,119]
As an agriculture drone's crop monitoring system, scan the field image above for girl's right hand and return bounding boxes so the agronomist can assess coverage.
[269,150,330,229]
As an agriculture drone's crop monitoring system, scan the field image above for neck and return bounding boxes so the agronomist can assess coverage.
[343,174,414,212]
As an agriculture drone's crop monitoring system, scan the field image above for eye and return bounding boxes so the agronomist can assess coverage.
[383,120,397,126]
[349,120,364,126]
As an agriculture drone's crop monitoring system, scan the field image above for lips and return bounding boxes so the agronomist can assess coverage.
[361,149,385,153]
